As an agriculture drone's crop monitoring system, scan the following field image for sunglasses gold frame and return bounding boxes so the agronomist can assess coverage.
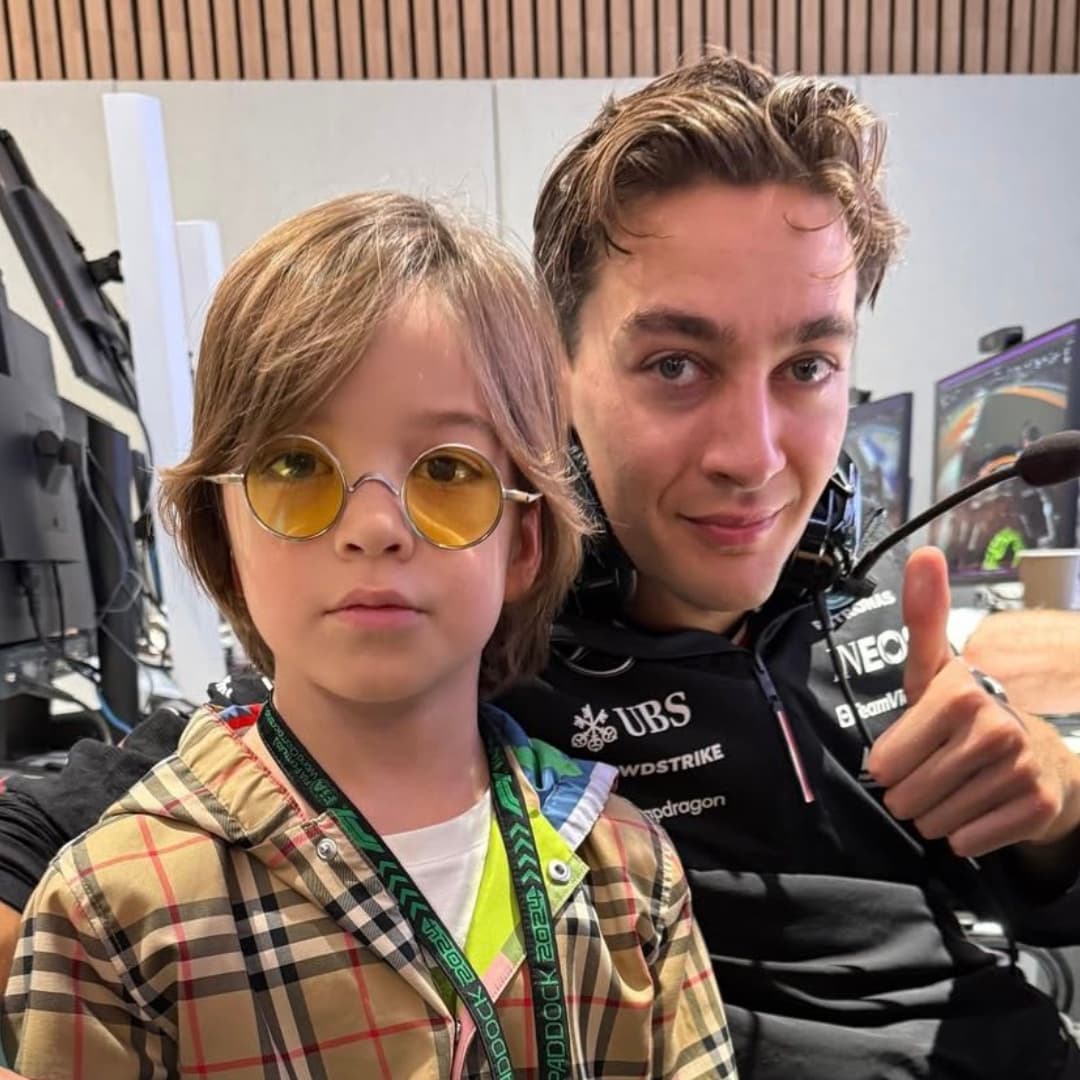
[206,435,541,550]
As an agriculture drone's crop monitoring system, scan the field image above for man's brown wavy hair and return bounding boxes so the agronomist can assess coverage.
[533,50,905,352]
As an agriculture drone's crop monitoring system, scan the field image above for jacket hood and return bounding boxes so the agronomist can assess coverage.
[104,702,619,855]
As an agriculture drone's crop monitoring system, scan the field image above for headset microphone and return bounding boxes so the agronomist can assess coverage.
[848,430,1080,589]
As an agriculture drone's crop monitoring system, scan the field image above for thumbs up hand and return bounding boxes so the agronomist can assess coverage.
[865,546,1080,859]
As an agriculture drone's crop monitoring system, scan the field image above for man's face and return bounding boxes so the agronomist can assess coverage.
[569,181,857,632]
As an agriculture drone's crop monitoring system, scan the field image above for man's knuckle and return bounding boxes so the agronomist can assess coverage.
[884,790,911,820]
[953,684,988,716]
[1012,754,1042,789]
[1032,784,1062,821]
[976,718,1024,758]
[915,811,946,840]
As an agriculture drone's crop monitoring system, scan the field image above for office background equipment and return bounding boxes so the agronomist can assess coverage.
[0,129,134,409]
[0,276,108,758]
[932,321,1080,584]
[0,128,191,765]
[844,392,913,539]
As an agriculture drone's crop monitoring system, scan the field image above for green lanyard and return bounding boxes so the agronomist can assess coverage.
[258,702,570,1079]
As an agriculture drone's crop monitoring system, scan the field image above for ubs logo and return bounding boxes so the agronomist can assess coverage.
[571,691,692,751]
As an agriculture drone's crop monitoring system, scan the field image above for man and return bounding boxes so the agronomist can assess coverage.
[2,53,1079,1078]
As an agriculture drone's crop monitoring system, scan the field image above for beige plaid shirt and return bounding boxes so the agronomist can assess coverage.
[3,704,736,1078]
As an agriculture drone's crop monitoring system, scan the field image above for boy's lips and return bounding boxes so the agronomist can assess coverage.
[327,588,424,629]
[329,587,419,613]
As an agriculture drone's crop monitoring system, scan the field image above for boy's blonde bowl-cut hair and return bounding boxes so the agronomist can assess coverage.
[160,191,586,697]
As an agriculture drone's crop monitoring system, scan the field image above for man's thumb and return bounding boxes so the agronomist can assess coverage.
[903,546,954,703]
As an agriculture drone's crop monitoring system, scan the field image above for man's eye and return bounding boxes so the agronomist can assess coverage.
[787,355,836,384]
[645,353,704,385]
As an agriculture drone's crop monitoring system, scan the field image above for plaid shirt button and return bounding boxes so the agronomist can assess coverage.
[547,859,571,885]
[316,838,337,861]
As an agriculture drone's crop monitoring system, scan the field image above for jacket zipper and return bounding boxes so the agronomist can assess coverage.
[750,654,815,804]
[559,598,821,804]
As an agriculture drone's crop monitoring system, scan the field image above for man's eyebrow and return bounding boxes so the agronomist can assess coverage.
[617,307,738,347]
[788,314,857,345]
[617,309,855,348]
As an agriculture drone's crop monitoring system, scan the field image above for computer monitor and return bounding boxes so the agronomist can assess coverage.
[0,277,137,756]
[932,320,1080,584]
[0,278,95,648]
[844,392,913,539]
[0,130,134,408]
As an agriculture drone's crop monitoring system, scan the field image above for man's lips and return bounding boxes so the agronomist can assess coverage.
[685,510,784,529]
[682,507,785,545]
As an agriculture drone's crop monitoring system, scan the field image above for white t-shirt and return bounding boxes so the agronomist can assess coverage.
[385,790,491,948]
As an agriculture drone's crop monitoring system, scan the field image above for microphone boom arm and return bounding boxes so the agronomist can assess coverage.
[851,463,1020,581]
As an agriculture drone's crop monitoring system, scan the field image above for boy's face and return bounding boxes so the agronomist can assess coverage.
[568,181,856,632]
[224,293,540,713]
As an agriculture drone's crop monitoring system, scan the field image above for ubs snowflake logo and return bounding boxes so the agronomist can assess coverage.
[571,704,618,753]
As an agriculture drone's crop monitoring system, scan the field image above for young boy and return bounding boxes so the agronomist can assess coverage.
[1,193,735,1078]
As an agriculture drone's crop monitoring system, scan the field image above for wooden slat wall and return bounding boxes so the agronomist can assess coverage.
[2,0,1078,79]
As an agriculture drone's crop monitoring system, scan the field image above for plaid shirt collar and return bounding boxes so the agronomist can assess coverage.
[104,702,619,1023]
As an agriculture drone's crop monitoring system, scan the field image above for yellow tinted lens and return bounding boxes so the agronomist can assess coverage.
[245,437,342,538]
[404,447,502,547]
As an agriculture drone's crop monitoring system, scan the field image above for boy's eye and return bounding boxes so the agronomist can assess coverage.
[420,454,481,484]
[265,450,328,481]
